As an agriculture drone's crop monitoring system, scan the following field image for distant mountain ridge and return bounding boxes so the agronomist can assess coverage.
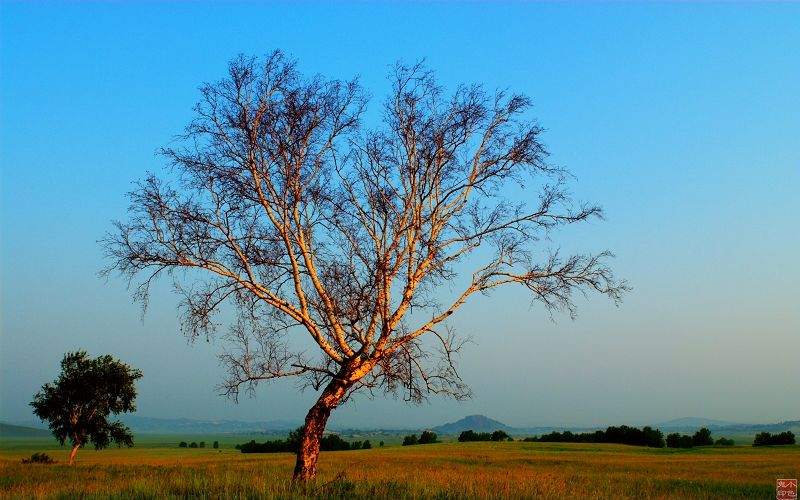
[0,423,52,438]
[657,417,740,429]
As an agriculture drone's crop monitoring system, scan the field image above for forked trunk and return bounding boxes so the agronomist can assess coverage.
[68,444,80,465]
[293,379,351,481]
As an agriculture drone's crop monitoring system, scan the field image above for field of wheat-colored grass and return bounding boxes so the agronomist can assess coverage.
[1,439,798,499]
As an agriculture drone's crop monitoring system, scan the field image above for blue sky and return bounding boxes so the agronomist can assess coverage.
[1,2,798,429]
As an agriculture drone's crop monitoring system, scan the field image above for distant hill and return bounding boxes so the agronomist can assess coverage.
[657,417,740,430]
[705,420,800,434]
[0,423,52,438]
[120,415,300,434]
[433,415,515,434]
[658,417,800,434]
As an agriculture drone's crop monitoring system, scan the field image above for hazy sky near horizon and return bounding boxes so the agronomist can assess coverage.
[2,2,798,430]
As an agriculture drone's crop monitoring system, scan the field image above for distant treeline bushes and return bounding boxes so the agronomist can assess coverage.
[665,428,720,448]
[753,431,795,446]
[236,428,371,453]
[227,425,793,454]
[458,430,512,442]
[665,428,743,448]
[402,431,438,446]
[524,425,666,448]
[178,440,219,449]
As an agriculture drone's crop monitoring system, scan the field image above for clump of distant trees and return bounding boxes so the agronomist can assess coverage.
[236,428,371,453]
[665,428,736,448]
[178,441,205,448]
[237,439,292,453]
[525,426,665,448]
[402,431,438,446]
[666,428,712,448]
[458,430,512,442]
[753,431,795,446]
[179,440,220,449]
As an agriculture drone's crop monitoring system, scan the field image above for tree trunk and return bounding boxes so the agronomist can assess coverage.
[68,444,80,465]
[293,379,351,482]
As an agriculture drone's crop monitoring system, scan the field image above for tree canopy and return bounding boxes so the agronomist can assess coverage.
[104,50,626,480]
[30,351,142,464]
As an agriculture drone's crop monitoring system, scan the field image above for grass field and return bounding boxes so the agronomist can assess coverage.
[1,437,798,499]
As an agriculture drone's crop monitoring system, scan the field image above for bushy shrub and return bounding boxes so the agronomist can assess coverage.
[178,441,188,448]
[286,427,302,452]
[491,430,510,441]
[402,434,418,446]
[403,430,438,446]
[212,441,219,449]
[419,431,438,444]
[692,428,713,446]
[666,433,693,448]
[458,430,492,442]
[753,431,795,446]
[362,440,372,449]
[189,442,198,448]
[715,437,735,446]
[22,452,55,464]
[321,434,351,451]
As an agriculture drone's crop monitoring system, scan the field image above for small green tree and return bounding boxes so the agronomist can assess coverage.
[179,441,188,448]
[714,437,734,446]
[199,441,206,448]
[362,440,372,449]
[491,430,510,442]
[666,433,692,448]
[402,434,419,446]
[213,441,219,449]
[642,426,666,448]
[30,351,142,464]
[189,442,198,448]
[419,431,438,444]
[320,434,350,451]
[692,427,713,446]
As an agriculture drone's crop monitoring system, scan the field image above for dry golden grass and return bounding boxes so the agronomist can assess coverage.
[1,441,798,499]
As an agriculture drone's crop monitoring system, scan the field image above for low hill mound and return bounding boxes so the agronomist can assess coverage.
[0,423,51,438]
[433,415,515,434]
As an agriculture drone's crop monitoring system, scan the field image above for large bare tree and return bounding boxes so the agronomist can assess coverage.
[105,51,627,481]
